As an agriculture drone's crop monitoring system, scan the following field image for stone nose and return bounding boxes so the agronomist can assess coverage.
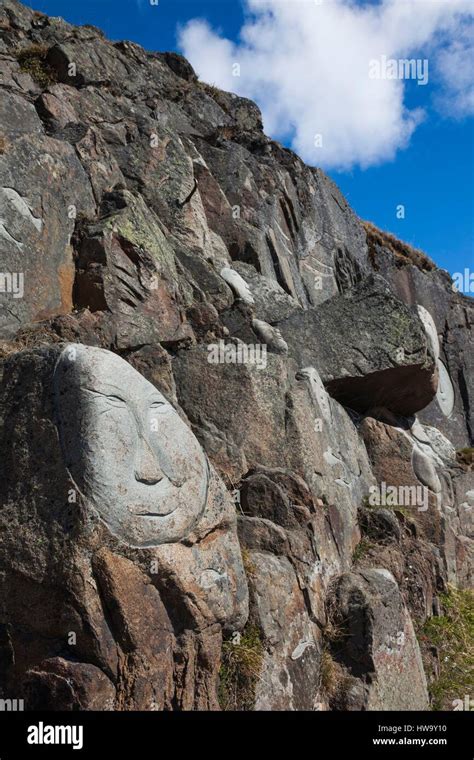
[134,437,164,485]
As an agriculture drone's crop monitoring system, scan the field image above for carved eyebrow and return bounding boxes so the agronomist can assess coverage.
[148,396,167,405]
[81,388,170,409]
[82,388,128,402]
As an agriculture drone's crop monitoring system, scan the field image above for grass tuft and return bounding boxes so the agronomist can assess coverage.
[419,587,474,710]
[363,220,435,273]
[218,623,264,711]
[456,448,474,468]
[15,44,57,88]
[352,537,373,563]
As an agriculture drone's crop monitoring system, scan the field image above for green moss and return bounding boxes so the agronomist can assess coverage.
[16,44,57,88]
[218,623,264,711]
[320,649,338,693]
[103,194,177,279]
[352,537,373,563]
[419,587,474,710]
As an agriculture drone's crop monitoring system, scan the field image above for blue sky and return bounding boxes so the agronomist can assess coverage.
[23,0,473,275]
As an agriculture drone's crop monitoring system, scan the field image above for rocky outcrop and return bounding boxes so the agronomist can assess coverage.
[0,0,472,712]
[277,275,438,415]
[367,233,473,447]
[327,569,430,711]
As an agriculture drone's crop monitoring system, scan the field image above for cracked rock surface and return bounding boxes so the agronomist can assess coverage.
[0,0,472,711]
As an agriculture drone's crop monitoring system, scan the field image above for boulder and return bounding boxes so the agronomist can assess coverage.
[0,124,94,338]
[73,190,190,348]
[277,275,438,415]
[328,569,430,710]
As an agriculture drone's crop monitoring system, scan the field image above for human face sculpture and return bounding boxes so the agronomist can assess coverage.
[416,305,455,418]
[54,344,209,547]
[417,305,439,361]
[437,361,455,418]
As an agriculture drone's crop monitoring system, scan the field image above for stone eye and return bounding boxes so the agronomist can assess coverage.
[149,400,169,416]
[104,394,127,408]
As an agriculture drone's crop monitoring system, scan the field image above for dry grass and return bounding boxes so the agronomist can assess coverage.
[456,448,474,469]
[322,617,347,646]
[0,326,62,359]
[241,547,257,580]
[363,220,435,273]
[15,43,57,88]
[319,648,354,709]
[200,81,222,99]
[320,649,339,693]
[218,623,264,711]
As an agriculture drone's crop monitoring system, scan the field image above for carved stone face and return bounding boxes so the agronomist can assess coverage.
[54,344,209,547]
[437,361,455,418]
[298,366,332,421]
[416,305,455,418]
[417,305,439,361]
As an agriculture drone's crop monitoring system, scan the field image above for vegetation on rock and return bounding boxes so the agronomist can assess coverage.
[15,43,57,87]
[218,624,264,711]
[364,220,435,272]
[419,587,474,710]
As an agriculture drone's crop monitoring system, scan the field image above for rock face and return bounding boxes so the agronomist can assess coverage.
[277,275,438,415]
[0,0,472,712]
[327,569,430,711]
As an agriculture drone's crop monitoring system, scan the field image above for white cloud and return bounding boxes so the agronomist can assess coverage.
[178,0,474,170]
[435,20,474,118]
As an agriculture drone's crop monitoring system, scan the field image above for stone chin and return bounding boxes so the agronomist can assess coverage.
[54,344,209,547]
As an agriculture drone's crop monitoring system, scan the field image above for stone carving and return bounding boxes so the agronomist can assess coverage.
[410,417,432,445]
[417,304,455,418]
[462,490,474,512]
[54,344,210,548]
[0,343,248,710]
[411,420,456,465]
[411,445,442,495]
[417,305,439,360]
[393,417,450,497]
[437,360,455,418]
[252,318,288,354]
[296,366,332,422]
[220,266,255,304]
